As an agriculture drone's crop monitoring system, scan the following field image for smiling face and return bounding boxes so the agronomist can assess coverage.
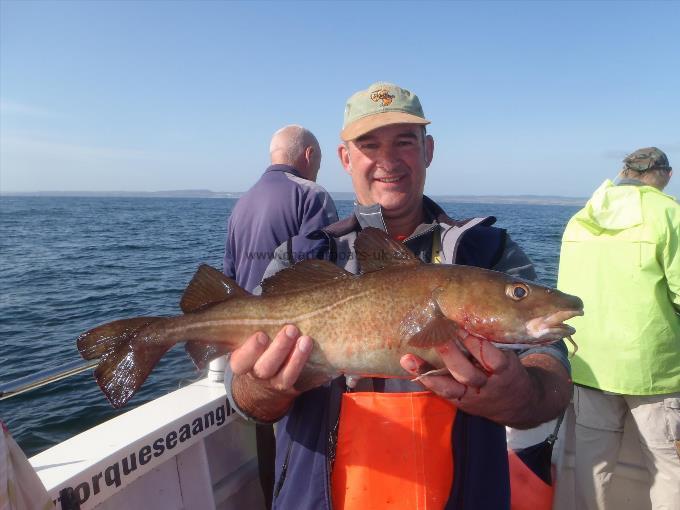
[338,124,434,230]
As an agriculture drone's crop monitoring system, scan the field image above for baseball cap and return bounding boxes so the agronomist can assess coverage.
[340,82,430,142]
[623,147,672,172]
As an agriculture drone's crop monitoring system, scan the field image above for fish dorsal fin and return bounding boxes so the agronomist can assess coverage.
[261,259,352,295]
[355,227,422,274]
[400,297,460,348]
[180,264,247,313]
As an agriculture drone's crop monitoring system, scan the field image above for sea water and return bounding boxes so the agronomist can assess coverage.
[0,196,580,456]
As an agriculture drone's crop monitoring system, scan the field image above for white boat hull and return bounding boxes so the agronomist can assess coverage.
[29,379,265,510]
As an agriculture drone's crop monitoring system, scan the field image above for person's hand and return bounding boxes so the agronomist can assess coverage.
[230,324,313,397]
[400,330,539,426]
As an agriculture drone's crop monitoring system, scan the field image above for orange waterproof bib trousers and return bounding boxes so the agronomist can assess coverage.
[331,391,457,510]
[507,449,554,510]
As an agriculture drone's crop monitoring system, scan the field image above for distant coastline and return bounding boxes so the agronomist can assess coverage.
[0,189,242,199]
[430,195,586,206]
[0,190,586,206]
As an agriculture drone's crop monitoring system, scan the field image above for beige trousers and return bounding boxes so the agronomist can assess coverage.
[574,386,680,510]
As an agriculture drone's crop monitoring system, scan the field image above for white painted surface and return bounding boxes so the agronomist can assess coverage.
[30,378,264,509]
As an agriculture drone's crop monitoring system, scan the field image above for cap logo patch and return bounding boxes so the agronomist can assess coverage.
[370,89,395,107]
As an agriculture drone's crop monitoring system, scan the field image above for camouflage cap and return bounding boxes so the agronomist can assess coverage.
[623,147,671,172]
[341,82,430,142]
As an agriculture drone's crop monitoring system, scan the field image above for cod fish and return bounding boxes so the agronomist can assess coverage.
[77,228,583,408]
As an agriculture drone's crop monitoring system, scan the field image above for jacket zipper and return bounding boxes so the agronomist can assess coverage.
[272,437,292,500]
[325,416,338,510]
[273,412,301,501]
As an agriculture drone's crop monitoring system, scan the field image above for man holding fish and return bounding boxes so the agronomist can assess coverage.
[225,82,578,509]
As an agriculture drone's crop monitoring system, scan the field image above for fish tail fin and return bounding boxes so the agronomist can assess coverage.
[77,317,168,408]
[77,317,160,360]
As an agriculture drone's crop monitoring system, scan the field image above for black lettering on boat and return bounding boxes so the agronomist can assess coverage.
[153,437,165,457]
[91,471,103,495]
[139,445,152,465]
[179,424,191,442]
[204,410,215,428]
[104,463,121,488]
[122,452,138,475]
[57,400,233,507]
[166,430,177,449]
[75,481,90,504]
[58,487,80,508]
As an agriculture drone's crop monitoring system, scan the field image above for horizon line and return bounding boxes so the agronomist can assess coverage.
[0,189,587,198]
[0,190,587,206]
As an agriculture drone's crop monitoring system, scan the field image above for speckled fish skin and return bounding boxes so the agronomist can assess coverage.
[77,228,583,408]
[166,263,580,378]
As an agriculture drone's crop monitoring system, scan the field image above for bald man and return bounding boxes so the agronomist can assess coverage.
[223,125,337,508]
[223,124,338,294]
[269,125,322,181]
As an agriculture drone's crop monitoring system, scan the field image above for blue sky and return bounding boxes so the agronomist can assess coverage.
[1,1,679,198]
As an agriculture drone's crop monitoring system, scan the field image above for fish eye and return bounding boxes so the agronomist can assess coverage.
[506,283,529,301]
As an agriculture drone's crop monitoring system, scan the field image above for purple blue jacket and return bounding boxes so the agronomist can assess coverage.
[223,164,338,291]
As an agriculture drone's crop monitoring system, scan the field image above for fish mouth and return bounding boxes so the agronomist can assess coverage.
[525,309,583,342]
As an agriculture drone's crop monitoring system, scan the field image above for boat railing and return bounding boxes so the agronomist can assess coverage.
[0,358,227,401]
[0,359,100,401]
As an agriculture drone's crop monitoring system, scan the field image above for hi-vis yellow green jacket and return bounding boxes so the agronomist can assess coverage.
[557,179,680,395]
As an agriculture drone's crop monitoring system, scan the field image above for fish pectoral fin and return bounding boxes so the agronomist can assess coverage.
[180,264,247,313]
[185,341,232,369]
[355,227,422,274]
[406,317,460,349]
[401,298,460,349]
[261,259,352,295]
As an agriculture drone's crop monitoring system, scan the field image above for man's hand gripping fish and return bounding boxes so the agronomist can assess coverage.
[77,228,583,408]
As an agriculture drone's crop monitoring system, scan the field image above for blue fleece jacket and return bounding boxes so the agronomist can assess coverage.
[223,164,338,291]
